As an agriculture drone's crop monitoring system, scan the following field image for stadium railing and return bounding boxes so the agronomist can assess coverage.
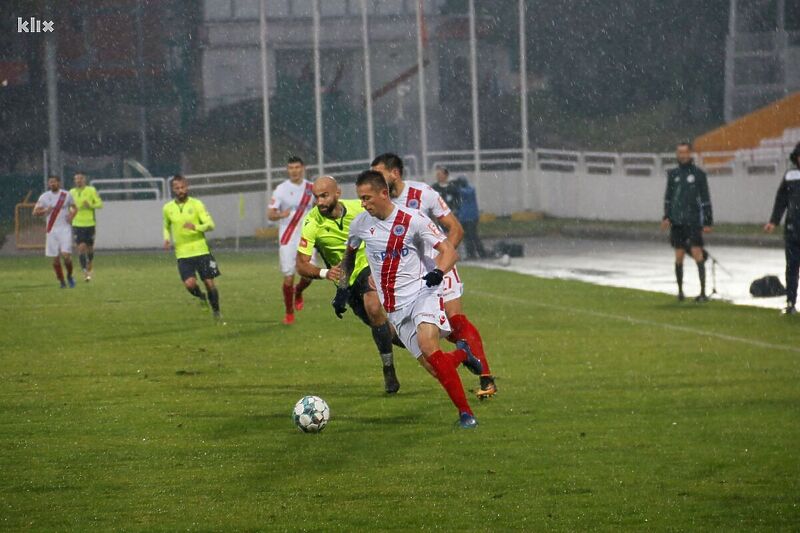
[87,147,790,203]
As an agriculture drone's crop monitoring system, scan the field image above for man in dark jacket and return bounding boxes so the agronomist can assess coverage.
[455,176,488,259]
[764,142,800,315]
[660,142,714,302]
[431,166,461,216]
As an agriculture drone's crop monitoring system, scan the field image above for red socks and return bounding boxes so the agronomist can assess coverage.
[282,283,294,314]
[53,262,64,282]
[295,277,312,297]
[428,350,473,415]
[447,314,491,375]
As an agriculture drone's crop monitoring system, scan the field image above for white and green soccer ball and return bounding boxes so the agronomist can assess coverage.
[293,395,330,433]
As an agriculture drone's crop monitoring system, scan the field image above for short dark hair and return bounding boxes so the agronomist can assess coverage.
[371,153,403,175]
[287,156,304,166]
[48,175,60,181]
[436,165,449,176]
[791,142,800,167]
[677,141,692,150]
[356,170,388,192]
[172,174,187,183]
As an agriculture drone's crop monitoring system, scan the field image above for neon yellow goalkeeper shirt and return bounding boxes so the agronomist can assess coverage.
[298,199,369,286]
[69,186,103,227]
[163,197,215,259]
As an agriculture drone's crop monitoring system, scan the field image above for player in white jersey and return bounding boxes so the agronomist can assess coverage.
[371,153,497,398]
[268,157,316,325]
[340,170,482,429]
[33,175,78,288]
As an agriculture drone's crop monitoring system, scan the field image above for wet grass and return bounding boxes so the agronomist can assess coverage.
[1,252,798,531]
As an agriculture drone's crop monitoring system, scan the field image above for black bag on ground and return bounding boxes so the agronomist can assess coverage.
[749,275,786,297]
[493,241,524,257]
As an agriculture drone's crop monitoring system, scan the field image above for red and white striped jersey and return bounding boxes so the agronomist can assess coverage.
[270,179,314,246]
[348,206,445,312]
[391,180,451,221]
[35,190,74,233]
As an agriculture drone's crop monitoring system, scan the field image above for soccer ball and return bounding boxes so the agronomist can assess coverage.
[292,395,330,433]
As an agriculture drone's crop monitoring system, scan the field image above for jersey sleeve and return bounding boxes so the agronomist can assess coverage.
[162,204,172,241]
[347,214,365,249]
[422,185,451,219]
[414,212,446,248]
[298,216,317,256]
[194,200,215,232]
[34,192,48,209]
[91,188,104,209]
[269,188,283,211]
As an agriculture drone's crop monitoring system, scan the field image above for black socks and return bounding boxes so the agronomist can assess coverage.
[675,263,683,293]
[697,260,706,295]
[207,287,220,312]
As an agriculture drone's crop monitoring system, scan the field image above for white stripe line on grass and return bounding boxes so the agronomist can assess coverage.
[471,289,800,354]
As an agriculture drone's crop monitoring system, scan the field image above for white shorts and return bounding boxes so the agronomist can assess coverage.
[280,242,316,276]
[441,265,465,303]
[45,227,72,257]
[387,287,451,359]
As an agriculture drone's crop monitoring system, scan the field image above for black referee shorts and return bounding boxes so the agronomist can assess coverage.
[177,253,221,282]
[670,225,704,250]
[348,266,377,326]
[73,226,96,246]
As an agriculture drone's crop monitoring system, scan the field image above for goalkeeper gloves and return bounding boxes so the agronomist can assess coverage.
[332,286,350,318]
[422,268,444,287]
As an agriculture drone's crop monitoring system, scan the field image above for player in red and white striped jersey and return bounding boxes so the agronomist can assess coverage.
[268,157,316,325]
[371,153,497,399]
[340,170,481,429]
[33,175,78,288]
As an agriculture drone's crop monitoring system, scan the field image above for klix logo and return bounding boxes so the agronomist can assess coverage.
[17,17,54,33]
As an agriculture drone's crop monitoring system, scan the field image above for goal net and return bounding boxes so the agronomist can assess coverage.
[15,202,45,250]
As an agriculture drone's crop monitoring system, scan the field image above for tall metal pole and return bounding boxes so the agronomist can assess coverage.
[45,0,60,179]
[724,0,737,122]
[259,0,273,203]
[313,0,324,175]
[415,0,429,177]
[518,0,530,211]
[135,0,149,167]
[468,0,480,183]
[360,0,375,161]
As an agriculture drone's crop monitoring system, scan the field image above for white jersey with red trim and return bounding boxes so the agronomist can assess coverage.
[348,206,445,312]
[391,180,451,221]
[35,190,74,233]
[270,179,314,246]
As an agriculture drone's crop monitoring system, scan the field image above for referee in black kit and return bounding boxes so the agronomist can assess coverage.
[660,142,713,302]
[764,142,800,315]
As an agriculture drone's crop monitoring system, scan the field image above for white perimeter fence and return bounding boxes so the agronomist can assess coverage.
[87,147,792,249]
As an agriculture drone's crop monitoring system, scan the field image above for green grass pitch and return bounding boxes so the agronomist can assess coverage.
[1,251,798,531]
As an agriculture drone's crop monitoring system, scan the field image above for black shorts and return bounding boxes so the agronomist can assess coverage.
[73,226,96,246]
[177,254,221,282]
[348,267,377,326]
[670,225,704,250]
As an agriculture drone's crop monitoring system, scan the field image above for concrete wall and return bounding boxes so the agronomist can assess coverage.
[94,168,783,249]
[95,191,269,249]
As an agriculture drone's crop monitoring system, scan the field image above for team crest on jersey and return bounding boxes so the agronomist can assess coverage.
[369,227,375,235]
[407,199,420,209]
[392,224,406,236]
[687,174,695,183]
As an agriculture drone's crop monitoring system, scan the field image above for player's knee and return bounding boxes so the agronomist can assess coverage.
[184,278,198,289]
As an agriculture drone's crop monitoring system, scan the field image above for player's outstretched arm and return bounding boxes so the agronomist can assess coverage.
[332,247,357,318]
[437,212,464,249]
[433,239,458,275]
